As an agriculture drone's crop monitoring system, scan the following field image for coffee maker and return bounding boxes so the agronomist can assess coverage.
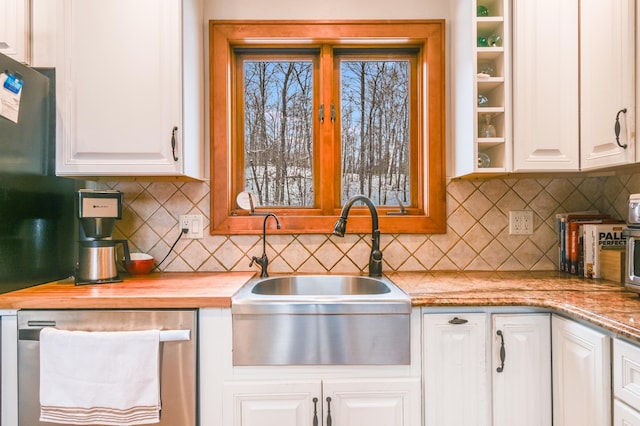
[75,189,131,284]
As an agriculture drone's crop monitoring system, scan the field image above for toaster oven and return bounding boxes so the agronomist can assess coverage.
[625,194,640,293]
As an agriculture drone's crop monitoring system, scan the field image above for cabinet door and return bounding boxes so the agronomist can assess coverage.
[614,338,640,410]
[614,400,640,426]
[323,378,421,426]
[55,0,198,177]
[552,315,611,426]
[580,0,635,169]
[0,0,28,63]
[423,313,489,426]
[512,0,579,171]
[223,380,321,426]
[492,314,552,426]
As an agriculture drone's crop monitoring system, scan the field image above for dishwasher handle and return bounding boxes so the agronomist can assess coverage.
[18,328,191,342]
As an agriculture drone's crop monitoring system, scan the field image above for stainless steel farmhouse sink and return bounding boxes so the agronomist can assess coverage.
[250,274,393,296]
[231,275,411,366]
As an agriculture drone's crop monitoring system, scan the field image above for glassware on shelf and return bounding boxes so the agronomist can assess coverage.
[479,114,496,138]
[477,36,489,47]
[477,152,491,168]
[477,62,495,78]
[477,94,489,107]
[477,5,489,16]
[487,34,502,47]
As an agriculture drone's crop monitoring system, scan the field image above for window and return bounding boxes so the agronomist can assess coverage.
[210,20,446,234]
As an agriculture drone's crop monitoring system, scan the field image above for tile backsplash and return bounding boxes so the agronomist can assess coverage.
[100,173,639,274]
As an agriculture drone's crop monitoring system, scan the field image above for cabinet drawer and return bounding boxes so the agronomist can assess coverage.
[614,399,640,425]
[614,338,640,410]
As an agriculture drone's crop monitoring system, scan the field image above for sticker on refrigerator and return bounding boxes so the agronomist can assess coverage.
[0,72,23,123]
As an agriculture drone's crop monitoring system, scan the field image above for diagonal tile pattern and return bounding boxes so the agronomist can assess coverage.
[97,172,640,274]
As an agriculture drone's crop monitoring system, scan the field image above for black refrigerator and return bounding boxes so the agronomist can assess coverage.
[0,53,76,294]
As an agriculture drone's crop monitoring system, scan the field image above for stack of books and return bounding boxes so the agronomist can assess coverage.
[555,211,626,278]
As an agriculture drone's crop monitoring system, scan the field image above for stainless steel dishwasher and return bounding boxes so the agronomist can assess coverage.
[17,309,197,426]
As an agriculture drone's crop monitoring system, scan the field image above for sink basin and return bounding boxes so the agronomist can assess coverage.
[231,274,411,366]
[232,274,410,314]
[250,275,392,296]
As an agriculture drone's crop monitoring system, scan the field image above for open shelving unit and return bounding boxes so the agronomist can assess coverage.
[452,0,511,177]
[476,0,510,172]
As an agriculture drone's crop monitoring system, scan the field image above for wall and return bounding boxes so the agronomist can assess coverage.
[98,173,638,274]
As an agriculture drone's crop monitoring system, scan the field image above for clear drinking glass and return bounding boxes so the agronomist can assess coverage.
[479,114,496,138]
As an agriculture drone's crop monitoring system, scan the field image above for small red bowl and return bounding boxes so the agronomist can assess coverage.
[125,253,155,275]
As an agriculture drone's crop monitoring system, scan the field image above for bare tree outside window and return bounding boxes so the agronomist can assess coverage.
[340,60,410,206]
[243,60,314,207]
[242,58,410,208]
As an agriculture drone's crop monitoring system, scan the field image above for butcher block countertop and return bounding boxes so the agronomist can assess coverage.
[0,272,255,309]
[2,270,640,342]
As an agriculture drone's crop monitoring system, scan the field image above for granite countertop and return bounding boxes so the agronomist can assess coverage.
[387,270,640,341]
[2,270,640,343]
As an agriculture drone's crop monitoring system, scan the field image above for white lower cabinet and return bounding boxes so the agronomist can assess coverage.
[613,338,640,425]
[223,380,319,426]
[423,312,551,426]
[552,314,611,426]
[614,399,640,426]
[223,377,420,426]
[491,314,552,426]
[424,313,489,425]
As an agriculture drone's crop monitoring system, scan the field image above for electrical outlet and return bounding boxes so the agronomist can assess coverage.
[509,210,534,235]
[179,214,204,239]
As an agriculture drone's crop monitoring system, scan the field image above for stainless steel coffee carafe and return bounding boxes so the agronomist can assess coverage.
[77,239,131,283]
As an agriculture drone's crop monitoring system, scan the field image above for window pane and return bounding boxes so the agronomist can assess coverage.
[340,60,411,206]
[243,60,314,207]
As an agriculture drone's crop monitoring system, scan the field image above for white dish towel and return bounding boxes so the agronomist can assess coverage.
[39,327,161,425]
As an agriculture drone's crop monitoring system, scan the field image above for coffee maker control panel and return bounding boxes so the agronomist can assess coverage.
[78,190,122,219]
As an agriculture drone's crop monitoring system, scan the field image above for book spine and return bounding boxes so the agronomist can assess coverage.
[583,225,596,278]
[559,219,566,271]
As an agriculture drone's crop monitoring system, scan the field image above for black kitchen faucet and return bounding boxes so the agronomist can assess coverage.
[249,213,281,277]
[333,195,382,277]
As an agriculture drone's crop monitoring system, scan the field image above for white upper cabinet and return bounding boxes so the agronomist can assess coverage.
[55,0,205,179]
[513,0,635,171]
[580,0,635,170]
[512,0,579,171]
[0,0,29,63]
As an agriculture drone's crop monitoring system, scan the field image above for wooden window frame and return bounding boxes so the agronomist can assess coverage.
[210,20,446,234]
